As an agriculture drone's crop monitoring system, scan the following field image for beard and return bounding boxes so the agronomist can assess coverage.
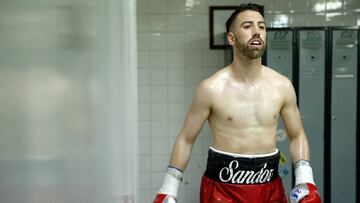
[234,36,266,60]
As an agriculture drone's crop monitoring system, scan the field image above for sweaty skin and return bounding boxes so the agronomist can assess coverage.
[169,10,310,172]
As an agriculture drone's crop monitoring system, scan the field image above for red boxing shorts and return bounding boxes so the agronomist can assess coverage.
[200,147,287,203]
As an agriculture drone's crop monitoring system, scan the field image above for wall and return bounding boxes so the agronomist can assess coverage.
[136,0,360,202]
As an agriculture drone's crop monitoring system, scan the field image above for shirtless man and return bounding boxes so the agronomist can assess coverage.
[153,3,321,203]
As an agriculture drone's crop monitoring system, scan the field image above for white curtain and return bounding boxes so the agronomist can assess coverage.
[0,0,138,202]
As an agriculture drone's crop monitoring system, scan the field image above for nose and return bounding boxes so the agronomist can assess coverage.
[252,25,260,36]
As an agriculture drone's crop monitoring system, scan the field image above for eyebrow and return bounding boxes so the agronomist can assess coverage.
[240,21,266,26]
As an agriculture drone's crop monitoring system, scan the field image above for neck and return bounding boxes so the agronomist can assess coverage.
[230,53,263,83]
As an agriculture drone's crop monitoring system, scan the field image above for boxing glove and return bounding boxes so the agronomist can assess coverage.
[289,160,321,203]
[153,166,183,203]
[153,194,177,203]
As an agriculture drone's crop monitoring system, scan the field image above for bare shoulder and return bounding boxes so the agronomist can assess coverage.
[197,66,229,94]
[263,65,293,89]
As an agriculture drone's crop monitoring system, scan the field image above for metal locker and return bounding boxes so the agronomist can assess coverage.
[298,29,325,199]
[330,28,358,203]
[265,28,294,195]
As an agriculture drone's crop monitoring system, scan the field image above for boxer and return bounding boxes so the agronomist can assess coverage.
[153,3,321,203]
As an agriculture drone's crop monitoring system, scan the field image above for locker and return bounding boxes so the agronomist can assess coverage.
[298,29,326,199]
[330,28,358,203]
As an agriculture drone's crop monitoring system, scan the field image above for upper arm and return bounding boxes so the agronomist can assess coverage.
[179,81,212,143]
[280,79,305,139]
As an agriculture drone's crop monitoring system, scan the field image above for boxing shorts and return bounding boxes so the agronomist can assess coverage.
[200,147,287,203]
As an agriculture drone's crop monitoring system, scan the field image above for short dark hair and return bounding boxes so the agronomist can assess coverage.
[226,3,264,33]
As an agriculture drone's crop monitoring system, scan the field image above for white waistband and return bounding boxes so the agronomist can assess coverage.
[210,147,279,158]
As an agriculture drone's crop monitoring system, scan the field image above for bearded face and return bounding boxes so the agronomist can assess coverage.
[234,33,266,60]
[228,10,267,60]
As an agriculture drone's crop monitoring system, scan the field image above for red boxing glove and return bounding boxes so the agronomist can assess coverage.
[290,160,321,203]
[152,167,183,203]
[153,194,177,203]
[290,183,321,203]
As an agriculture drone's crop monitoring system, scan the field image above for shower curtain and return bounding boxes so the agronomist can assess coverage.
[0,0,138,202]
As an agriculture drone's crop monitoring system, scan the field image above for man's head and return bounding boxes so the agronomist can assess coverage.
[226,3,266,60]
[226,3,264,34]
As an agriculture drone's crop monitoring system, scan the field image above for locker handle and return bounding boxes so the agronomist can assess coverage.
[334,74,355,78]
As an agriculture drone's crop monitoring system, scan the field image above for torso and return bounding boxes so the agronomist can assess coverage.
[207,66,287,154]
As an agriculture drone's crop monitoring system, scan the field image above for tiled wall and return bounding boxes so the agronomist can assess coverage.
[137,0,359,202]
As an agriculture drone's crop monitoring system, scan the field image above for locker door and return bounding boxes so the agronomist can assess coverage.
[298,29,325,199]
[331,29,358,203]
[266,29,294,195]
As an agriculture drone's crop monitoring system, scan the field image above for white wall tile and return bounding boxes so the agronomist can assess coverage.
[168,102,185,120]
[185,50,203,67]
[150,51,167,69]
[185,14,207,32]
[151,155,169,172]
[137,0,149,14]
[184,32,207,50]
[168,68,184,85]
[168,85,185,102]
[150,33,167,50]
[149,15,168,32]
[288,13,308,27]
[138,69,150,85]
[325,0,343,13]
[167,51,185,68]
[151,138,169,154]
[184,67,202,85]
[138,189,153,202]
[273,0,291,13]
[150,68,167,86]
[306,13,326,26]
[138,50,150,68]
[168,0,186,14]
[202,50,224,68]
[167,15,185,32]
[344,0,360,11]
[139,121,150,138]
[151,120,169,138]
[137,15,150,32]
[139,138,152,155]
[325,12,344,26]
[185,0,208,14]
[139,155,152,172]
[148,0,167,14]
[150,103,168,120]
[167,33,185,50]
[137,33,150,50]
[308,0,325,13]
[342,12,360,26]
[139,103,150,120]
[150,85,168,102]
[289,0,309,13]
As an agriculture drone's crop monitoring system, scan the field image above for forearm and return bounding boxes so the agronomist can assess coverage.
[289,132,310,163]
[168,134,195,171]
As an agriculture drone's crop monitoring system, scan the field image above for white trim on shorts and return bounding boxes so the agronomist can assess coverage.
[209,147,279,158]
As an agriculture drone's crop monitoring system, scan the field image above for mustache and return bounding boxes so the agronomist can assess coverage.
[248,37,264,45]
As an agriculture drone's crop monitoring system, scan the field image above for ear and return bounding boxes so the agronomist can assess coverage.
[227,32,235,46]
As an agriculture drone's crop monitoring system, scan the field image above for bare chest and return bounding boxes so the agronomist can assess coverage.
[211,87,283,127]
